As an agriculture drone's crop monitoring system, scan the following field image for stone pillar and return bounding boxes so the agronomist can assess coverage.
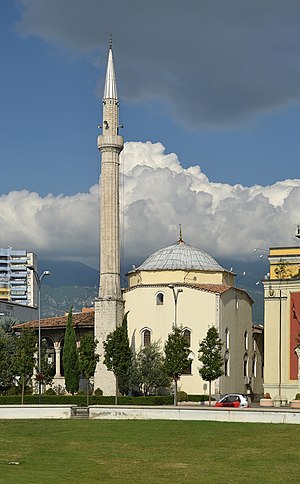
[54,342,61,378]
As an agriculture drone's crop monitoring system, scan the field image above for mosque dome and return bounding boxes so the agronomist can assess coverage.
[136,239,225,272]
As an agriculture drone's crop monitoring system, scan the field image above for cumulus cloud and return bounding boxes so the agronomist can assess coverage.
[15,0,300,125]
[1,141,299,268]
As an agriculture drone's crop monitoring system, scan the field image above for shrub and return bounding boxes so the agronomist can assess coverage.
[186,395,211,402]
[177,391,188,402]
[77,390,86,395]
[263,393,271,399]
[45,388,56,395]
[295,393,300,400]
[94,388,103,396]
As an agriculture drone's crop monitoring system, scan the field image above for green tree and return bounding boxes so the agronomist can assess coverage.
[37,338,55,389]
[103,312,133,401]
[62,307,80,394]
[0,328,15,389]
[13,329,37,404]
[0,315,19,333]
[79,332,99,405]
[198,326,223,406]
[136,341,170,396]
[164,326,190,406]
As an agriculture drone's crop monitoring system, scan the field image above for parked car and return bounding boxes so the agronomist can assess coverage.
[215,394,250,408]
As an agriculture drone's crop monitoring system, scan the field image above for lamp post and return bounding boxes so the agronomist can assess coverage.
[27,266,51,402]
[168,285,183,327]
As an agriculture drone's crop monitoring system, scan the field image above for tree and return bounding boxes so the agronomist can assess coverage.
[13,329,37,404]
[0,328,15,389]
[198,326,223,406]
[79,332,99,405]
[37,338,55,389]
[164,326,190,406]
[62,307,80,394]
[0,315,19,333]
[136,341,170,396]
[103,312,133,401]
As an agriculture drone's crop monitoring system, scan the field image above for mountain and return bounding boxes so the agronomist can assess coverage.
[39,260,99,287]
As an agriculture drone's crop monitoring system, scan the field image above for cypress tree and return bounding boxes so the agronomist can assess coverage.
[63,307,80,394]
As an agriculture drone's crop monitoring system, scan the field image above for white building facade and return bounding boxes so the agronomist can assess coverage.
[124,238,262,397]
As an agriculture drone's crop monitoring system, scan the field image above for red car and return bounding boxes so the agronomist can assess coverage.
[215,394,250,408]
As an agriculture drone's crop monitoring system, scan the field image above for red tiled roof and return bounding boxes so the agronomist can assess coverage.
[14,311,94,330]
[124,282,253,302]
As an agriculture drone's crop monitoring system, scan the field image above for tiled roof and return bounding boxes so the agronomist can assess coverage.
[124,282,253,302]
[124,283,231,294]
[133,240,225,272]
[14,312,94,330]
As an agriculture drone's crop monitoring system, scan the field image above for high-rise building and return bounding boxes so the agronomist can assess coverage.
[94,41,124,394]
[0,248,37,306]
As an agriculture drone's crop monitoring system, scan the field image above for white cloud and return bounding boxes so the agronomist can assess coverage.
[2,141,298,267]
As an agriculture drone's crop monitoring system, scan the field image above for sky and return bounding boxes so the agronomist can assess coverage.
[0,0,300,271]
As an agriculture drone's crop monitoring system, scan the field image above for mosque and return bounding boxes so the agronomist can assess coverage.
[17,42,264,398]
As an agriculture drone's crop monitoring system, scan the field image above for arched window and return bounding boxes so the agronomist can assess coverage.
[225,328,230,350]
[243,353,248,377]
[142,328,151,347]
[183,328,191,347]
[224,350,230,377]
[244,331,249,350]
[156,292,164,305]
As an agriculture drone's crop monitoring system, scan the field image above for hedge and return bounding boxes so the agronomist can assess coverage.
[0,394,176,406]
[0,394,211,406]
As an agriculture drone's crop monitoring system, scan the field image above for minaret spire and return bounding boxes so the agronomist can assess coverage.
[94,40,124,395]
[103,38,118,100]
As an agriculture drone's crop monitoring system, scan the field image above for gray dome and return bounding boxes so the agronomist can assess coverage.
[136,240,225,272]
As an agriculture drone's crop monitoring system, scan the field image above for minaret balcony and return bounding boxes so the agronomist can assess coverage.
[97,134,124,151]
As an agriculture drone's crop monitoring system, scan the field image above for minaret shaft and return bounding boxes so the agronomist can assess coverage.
[98,101,123,300]
[94,45,124,395]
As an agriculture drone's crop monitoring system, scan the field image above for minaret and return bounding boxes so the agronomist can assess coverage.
[94,40,124,395]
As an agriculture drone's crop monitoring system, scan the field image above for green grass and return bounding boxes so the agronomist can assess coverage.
[0,420,299,483]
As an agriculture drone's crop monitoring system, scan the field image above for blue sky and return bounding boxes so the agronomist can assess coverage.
[1,0,300,197]
[0,0,300,267]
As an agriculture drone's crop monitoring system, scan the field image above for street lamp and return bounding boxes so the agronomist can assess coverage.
[27,266,51,402]
[168,284,183,328]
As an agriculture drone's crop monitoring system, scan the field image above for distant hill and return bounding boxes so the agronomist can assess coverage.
[39,260,99,287]
[39,257,265,323]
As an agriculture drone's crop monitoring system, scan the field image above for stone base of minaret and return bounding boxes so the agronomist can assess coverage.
[94,297,124,395]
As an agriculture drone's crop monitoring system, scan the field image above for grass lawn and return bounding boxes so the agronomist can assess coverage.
[0,419,299,483]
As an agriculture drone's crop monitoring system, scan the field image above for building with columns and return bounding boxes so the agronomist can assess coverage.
[263,244,300,402]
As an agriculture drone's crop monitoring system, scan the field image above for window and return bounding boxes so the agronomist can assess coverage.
[244,331,249,350]
[183,328,191,347]
[156,292,164,305]
[224,350,230,377]
[142,329,151,347]
[225,328,230,350]
[243,353,248,377]
[182,351,193,375]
